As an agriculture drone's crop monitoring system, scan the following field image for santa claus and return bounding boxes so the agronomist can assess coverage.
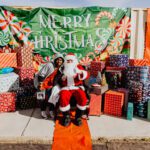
[59,53,89,126]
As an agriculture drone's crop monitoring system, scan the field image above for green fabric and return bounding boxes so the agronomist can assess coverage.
[0,6,131,62]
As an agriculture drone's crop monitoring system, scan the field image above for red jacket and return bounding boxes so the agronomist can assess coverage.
[59,65,89,88]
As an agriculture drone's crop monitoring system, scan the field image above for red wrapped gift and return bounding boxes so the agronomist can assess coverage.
[17,46,33,68]
[90,61,105,77]
[0,92,16,112]
[89,94,102,116]
[0,53,17,68]
[104,90,124,117]
[129,59,148,66]
[17,67,35,86]
[106,66,126,71]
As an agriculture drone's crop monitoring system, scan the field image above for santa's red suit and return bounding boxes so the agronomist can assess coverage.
[59,54,89,112]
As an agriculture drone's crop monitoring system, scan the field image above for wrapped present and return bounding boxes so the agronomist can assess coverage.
[139,66,150,83]
[0,72,19,92]
[106,66,127,71]
[109,54,129,67]
[18,96,37,110]
[0,53,17,68]
[126,66,150,83]
[128,81,143,102]
[142,81,150,102]
[90,61,105,77]
[17,46,33,68]
[134,101,147,118]
[15,86,36,98]
[147,101,150,120]
[117,88,129,113]
[89,94,101,116]
[127,102,134,120]
[126,66,140,81]
[16,67,35,86]
[90,84,108,95]
[104,90,124,117]
[129,59,148,66]
[105,70,125,89]
[0,92,16,112]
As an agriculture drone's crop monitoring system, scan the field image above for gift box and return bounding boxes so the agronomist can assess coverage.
[117,88,129,113]
[128,80,143,102]
[16,67,35,86]
[139,66,150,83]
[134,101,147,118]
[126,66,150,83]
[90,84,108,95]
[106,66,127,71]
[142,81,150,102]
[0,72,19,93]
[17,46,33,68]
[17,96,37,110]
[0,53,17,68]
[0,92,16,112]
[15,86,36,98]
[89,94,102,116]
[90,61,105,77]
[109,54,129,67]
[147,101,150,120]
[129,59,148,66]
[105,70,125,89]
[127,102,133,120]
[104,90,124,117]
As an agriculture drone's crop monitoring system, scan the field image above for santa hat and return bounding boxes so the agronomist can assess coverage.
[65,53,78,62]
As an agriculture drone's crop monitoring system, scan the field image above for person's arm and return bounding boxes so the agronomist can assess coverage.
[76,65,89,80]
[38,63,55,82]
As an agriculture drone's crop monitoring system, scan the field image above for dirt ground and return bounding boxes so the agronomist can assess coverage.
[1,138,150,150]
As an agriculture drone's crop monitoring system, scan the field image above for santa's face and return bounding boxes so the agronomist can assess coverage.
[63,59,77,77]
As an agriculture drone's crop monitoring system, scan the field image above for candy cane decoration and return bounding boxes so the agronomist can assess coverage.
[95,11,113,26]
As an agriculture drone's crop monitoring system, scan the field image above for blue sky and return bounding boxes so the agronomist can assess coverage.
[0,0,150,8]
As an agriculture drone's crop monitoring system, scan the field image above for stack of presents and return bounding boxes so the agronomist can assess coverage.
[88,54,150,121]
[0,48,150,122]
[0,46,36,113]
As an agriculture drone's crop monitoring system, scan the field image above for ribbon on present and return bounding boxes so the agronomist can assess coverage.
[109,54,129,67]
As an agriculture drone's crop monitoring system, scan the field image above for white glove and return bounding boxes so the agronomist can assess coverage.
[74,68,83,74]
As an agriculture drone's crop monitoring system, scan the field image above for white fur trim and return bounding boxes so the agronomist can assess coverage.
[67,76,74,86]
[65,55,76,61]
[59,104,70,112]
[78,70,87,80]
[77,104,86,110]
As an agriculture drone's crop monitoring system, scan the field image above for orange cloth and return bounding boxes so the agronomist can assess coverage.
[52,113,92,150]
[40,69,58,90]
[145,9,150,65]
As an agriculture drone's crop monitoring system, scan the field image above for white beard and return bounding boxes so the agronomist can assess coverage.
[63,62,77,77]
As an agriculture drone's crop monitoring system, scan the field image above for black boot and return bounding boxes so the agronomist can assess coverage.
[75,108,83,126]
[62,111,71,127]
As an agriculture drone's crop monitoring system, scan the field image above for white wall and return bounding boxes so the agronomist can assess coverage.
[130,9,147,59]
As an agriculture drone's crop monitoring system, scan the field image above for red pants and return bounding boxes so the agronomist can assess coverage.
[59,89,87,112]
